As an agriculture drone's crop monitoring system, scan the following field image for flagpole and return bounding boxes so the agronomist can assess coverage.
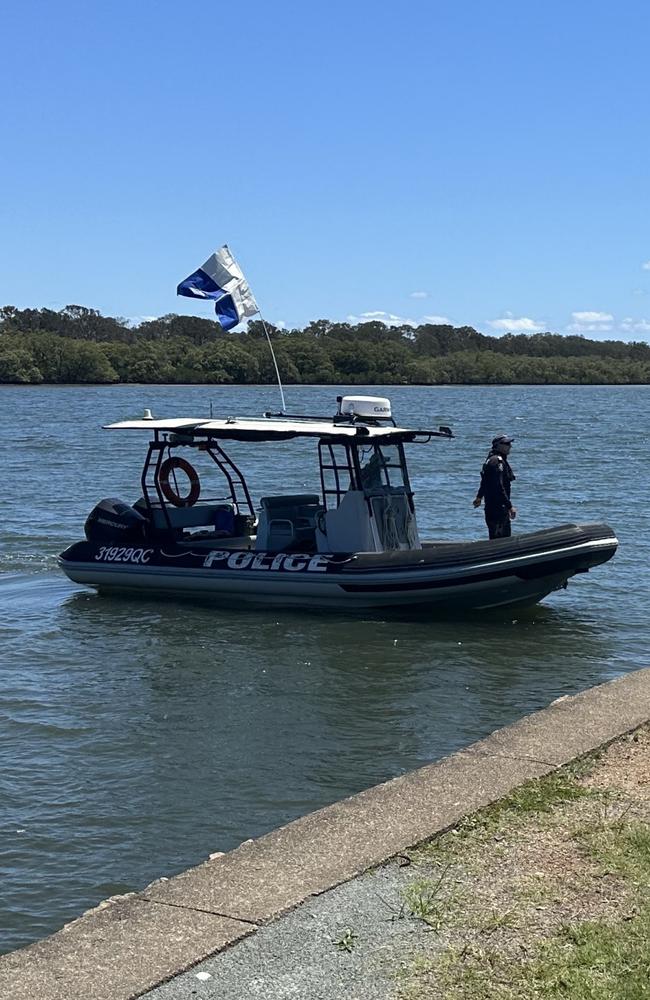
[221,245,287,412]
[256,310,287,413]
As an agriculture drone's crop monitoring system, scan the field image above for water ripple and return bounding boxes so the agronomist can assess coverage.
[0,383,646,954]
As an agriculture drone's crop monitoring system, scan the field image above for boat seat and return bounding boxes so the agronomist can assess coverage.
[256,494,324,552]
[134,499,238,533]
[266,519,296,551]
[260,494,321,510]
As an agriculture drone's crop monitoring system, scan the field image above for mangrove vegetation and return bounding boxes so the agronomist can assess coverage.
[1,305,650,385]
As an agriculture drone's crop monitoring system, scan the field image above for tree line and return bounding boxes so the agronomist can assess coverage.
[1,304,650,385]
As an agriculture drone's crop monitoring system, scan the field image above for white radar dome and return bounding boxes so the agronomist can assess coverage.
[339,395,392,420]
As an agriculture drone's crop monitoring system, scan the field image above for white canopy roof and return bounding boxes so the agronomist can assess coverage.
[105,418,205,430]
[103,416,450,442]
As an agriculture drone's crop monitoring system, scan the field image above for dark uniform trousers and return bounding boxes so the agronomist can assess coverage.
[485,512,511,539]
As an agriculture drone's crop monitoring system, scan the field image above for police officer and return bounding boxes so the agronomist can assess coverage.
[472,434,517,539]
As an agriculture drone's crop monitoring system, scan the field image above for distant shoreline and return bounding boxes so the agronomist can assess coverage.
[3,308,650,386]
[1,380,649,388]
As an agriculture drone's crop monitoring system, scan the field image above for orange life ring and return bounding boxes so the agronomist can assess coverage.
[159,456,201,507]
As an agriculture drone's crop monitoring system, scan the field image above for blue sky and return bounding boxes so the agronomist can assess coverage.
[1,0,649,339]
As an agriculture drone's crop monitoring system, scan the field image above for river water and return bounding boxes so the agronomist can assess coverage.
[0,383,646,953]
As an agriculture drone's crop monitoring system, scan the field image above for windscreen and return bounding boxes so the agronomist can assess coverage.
[357,443,407,491]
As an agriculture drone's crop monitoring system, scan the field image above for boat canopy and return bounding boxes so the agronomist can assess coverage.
[103,416,453,444]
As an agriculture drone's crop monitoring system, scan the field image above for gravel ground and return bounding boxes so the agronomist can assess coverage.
[145,859,445,1000]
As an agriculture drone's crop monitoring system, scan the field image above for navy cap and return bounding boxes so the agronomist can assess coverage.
[492,434,514,447]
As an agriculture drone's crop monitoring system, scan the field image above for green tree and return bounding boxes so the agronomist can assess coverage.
[0,347,42,383]
[58,341,119,383]
[199,341,261,383]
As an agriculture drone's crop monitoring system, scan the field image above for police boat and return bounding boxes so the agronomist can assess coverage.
[58,395,618,612]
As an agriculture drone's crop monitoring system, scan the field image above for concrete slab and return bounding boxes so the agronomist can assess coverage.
[0,897,252,1000]
[145,860,438,1000]
[141,749,552,923]
[464,669,650,766]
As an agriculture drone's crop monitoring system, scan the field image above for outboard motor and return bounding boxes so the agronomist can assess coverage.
[84,498,148,544]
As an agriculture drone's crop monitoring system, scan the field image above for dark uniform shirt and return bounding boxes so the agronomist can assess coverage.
[477,452,515,516]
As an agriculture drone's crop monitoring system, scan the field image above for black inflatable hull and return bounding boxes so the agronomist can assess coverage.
[58,522,618,612]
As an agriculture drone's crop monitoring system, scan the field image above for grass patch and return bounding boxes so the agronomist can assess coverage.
[473,770,591,823]
[478,908,519,935]
[535,912,650,998]
[402,866,459,930]
[580,817,650,885]
[414,763,599,866]
[333,928,358,952]
[402,905,650,999]
[398,740,650,998]
[401,812,650,1000]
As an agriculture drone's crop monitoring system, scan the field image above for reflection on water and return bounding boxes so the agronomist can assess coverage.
[0,383,647,953]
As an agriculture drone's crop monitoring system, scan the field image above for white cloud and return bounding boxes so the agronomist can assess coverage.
[620,318,650,333]
[487,313,545,333]
[571,311,613,323]
[127,315,158,326]
[567,310,615,334]
[347,311,418,327]
[410,291,428,299]
[346,309,451,328]
[566,323,613,334]
[566,314,650,338]
[642,261,650,270]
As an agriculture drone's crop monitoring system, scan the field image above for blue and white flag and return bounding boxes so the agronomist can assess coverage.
[177,246,259,331]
